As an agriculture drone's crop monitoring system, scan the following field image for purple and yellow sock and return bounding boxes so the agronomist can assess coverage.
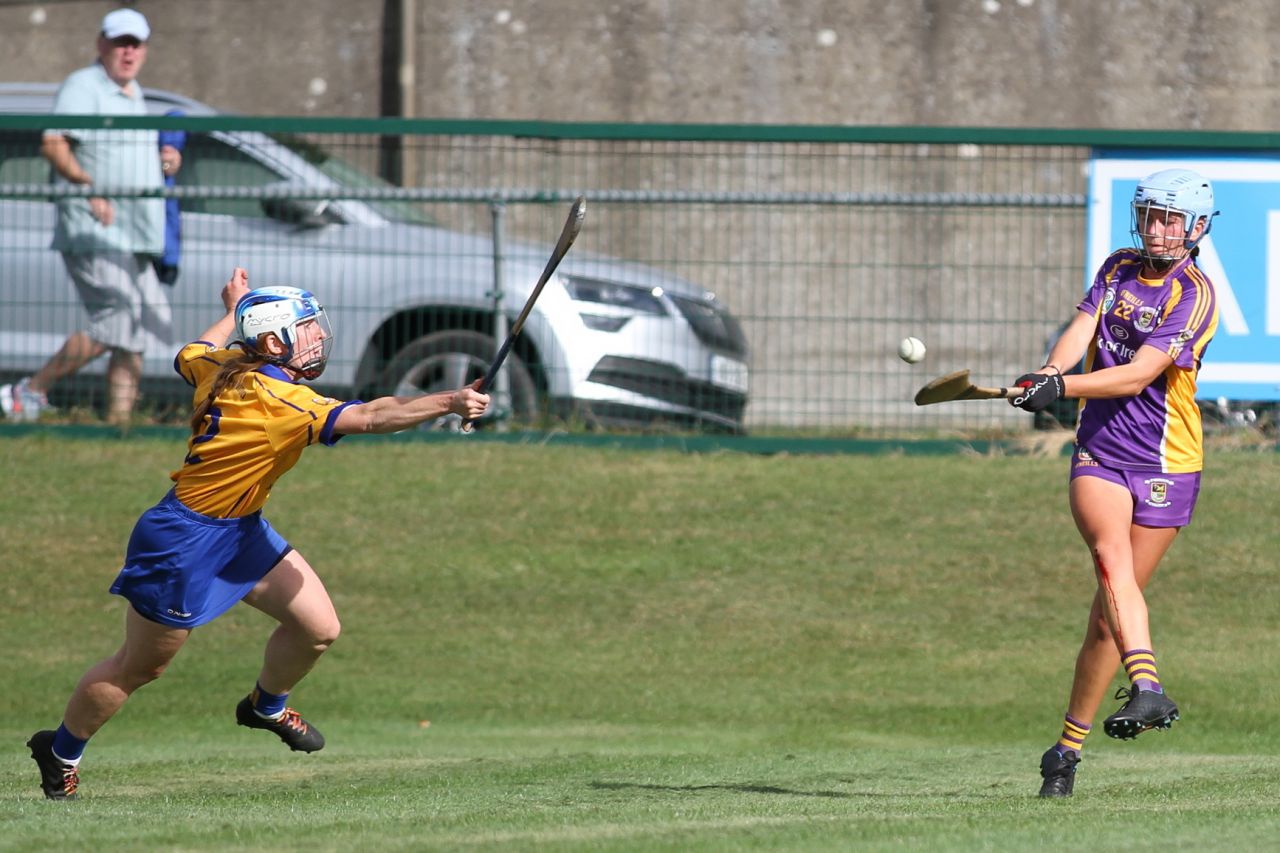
[1122,648,1162,693]
[1055,714,1091,756]
[250,683,289,719]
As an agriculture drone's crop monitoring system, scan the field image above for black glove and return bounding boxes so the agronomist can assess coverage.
[1011,372,1064,412]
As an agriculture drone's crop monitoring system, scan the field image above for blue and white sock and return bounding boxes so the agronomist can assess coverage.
[250,683,289,720]
[51,723,88,766]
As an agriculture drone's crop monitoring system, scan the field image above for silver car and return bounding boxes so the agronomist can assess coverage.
[0,84,750,430]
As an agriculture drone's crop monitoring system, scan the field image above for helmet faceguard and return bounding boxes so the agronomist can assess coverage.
[1130,168,1218,265]
[234,286,333,380]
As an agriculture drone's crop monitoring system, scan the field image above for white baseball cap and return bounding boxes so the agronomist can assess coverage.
[101,8,150,41]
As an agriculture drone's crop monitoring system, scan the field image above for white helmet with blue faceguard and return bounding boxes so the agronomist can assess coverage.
[1130,168,1218,263]
[234,285,333,379]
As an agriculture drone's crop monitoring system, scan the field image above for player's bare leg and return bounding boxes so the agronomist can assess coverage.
[1071,476,1151,651]
[64,606,191,738]
[29,607,189,799]
[1065,521,1179,727]
[1070,476,1180,738]
[1040,476,1180,796]
[235,550,339,752]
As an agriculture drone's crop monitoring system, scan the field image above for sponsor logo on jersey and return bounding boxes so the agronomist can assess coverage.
[1110,325,1130,340]
[1097,336,1136,361]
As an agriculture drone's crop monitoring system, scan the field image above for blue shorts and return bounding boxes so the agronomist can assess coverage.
[1069,447,1202,528]
[109,490,292,628]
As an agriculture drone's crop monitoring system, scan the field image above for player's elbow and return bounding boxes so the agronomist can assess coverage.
[1123,368,1167,396]
[334,402,383,435]
[345,398,419,435]
[1114,377,1152,397]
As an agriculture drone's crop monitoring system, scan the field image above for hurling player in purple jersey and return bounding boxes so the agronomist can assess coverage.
[26,268,490,800]
[1011,169,1220,798]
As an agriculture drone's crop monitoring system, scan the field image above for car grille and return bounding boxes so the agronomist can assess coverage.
[587,356,747,424]
[668,295,749,358]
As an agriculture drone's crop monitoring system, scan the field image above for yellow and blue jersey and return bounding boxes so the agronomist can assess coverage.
[170,341,358,517]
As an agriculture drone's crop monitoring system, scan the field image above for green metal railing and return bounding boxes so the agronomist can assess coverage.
[3,116,1276,436]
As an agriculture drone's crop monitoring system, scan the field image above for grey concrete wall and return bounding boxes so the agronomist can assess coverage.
[2,0,1277,129]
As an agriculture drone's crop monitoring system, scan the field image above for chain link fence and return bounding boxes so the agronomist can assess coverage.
[1,114,1263,436]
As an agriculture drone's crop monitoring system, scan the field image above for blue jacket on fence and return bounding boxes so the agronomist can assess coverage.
[154,110,186,285]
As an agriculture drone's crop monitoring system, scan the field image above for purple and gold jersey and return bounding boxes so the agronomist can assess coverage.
[1075,249,1218,474]
[170,341,359,517]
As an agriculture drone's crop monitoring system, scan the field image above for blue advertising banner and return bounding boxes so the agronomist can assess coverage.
[1088,152,1280,401]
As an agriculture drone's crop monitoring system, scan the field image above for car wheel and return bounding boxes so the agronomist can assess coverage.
[380,330,538,430]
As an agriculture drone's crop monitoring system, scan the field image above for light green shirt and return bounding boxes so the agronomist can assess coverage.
[48,62,164,254]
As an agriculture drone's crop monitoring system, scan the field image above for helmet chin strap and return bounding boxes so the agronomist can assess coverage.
[296,359,326,380]
[289,339,328,380]
[241,330,328,380]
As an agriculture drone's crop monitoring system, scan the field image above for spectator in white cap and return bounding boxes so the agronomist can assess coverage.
[101,7,151,41]
[0,8,183,426]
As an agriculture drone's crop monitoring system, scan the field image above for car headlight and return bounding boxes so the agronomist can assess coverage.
[579,314,632,332]
[563,276,668,316]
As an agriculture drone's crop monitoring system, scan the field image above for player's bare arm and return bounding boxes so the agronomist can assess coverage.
[1062,346,1174,399]
[1041,310,1098,375]
[195,268,251,346]
[333,384,490,435]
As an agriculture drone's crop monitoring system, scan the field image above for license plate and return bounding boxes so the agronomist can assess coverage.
[710,355,749,393]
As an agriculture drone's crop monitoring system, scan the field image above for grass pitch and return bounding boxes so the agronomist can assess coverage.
[3,434,1279,850]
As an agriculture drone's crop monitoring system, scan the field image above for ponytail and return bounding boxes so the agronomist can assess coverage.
[189,346,266,435]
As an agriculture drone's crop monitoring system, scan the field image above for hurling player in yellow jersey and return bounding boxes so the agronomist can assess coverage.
[27,268,489,800]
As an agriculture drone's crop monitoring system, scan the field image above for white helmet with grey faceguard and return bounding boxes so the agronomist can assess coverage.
[234,286,333,379]
[1130,168,1219,264]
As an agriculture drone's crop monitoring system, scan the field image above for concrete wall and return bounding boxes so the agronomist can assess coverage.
[2,0,1276,129]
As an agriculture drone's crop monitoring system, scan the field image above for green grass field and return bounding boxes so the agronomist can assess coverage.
[3,433,1279,850]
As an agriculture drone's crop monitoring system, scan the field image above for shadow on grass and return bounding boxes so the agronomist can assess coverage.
[591,780,855,799]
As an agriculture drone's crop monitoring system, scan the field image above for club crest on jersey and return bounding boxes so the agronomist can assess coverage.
[1135,306,1159,332]
[1102,287,1117,313]
[1144,478,1173,508]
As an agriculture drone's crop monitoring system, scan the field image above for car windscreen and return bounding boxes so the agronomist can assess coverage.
[271,133,438,227]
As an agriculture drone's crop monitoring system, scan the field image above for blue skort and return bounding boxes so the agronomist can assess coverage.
[109,489,292,628]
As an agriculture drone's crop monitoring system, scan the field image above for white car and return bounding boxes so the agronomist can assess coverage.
[0,84,750,430]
